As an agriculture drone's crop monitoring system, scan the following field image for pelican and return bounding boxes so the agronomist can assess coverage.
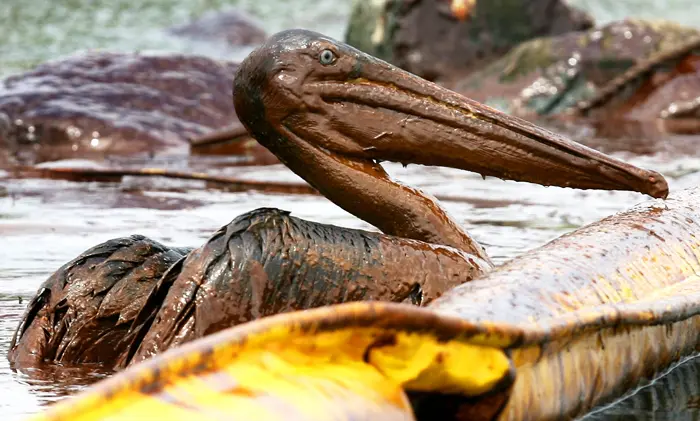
[16,30,700,421]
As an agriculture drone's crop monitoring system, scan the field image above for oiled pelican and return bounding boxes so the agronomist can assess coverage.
[17,30,698,421]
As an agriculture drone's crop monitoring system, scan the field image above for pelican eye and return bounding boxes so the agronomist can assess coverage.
[319,49,337,65]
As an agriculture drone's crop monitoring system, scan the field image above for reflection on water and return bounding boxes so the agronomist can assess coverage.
[587,357,700,421]
[1,0,700,420]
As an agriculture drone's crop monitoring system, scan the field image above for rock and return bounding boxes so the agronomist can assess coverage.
[345,0,594,81]
[449,19,700,119]
[0,52,243,165]
[169,9,267,47]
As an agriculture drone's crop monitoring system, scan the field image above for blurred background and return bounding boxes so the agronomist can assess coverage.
[0,0,699,78]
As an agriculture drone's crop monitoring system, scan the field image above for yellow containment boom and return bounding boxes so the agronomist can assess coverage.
[27,303,517,421]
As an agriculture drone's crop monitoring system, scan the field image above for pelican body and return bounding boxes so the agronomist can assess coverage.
[12,30,698,421]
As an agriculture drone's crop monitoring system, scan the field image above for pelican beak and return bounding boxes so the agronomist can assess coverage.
[293,56,668,199]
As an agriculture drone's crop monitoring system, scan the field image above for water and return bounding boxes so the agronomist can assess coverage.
[1,0,700,420]
[569,0,700,28]
[0,0,352,78]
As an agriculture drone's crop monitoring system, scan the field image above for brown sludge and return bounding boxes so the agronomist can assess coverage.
[15,167,317,195]
[188,123,278,163]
